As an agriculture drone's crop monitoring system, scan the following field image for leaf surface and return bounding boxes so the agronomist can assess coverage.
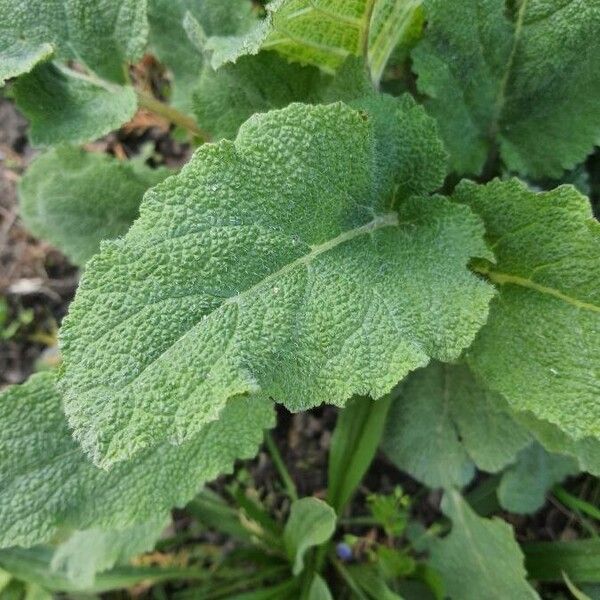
[413,0,600,176]
[0,373,273,548]
[457,178,600,440]
[19,147,170,264]
[284,497,336,575]
[193,51,321,140]
[50,518,167,588]
[59,98,493,467]
[498,443,578,515]
[0,0,148,83]
[147,0,255,113]
[13,64,137,146]
[382,362,531,488]
[430,490,539,600]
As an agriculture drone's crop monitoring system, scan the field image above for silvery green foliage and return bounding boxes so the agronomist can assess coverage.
[412,0,600,177]
[59,97,494,467]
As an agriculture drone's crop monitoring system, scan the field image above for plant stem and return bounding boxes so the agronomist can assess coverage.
[331,557,369,599]
[136,90,211,141]
[264,431,299,502]
[553,485,600,524]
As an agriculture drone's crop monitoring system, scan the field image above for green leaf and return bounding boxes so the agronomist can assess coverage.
[308,574,334,600]
[0,40,53,85]
[382,362,531,489]
[497,442,578,515]
[430,489,539,600]
[13,63,137,146]
[147,0,255,113]
[0,372,274,548]
[328,395,393,513]
[368,0,424,84]
[0,0,148,84]
[523,539,600,583]
[512,411,600,477]
[456,178,600,441]
[193,51,321,140]
[413,0,600,177]
[19,147,171,265]
[50,517,167,588]
[284,497,336,575]
[59,97,493,467]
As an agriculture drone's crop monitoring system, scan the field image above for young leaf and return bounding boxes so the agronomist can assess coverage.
[0,373,274,548]
[50,517,168,588]
[147,0,255,113]
[413,0,600,177]
[19,147,171,265]
[308,574,334,600]
[430,489,539,600]
[497,443,578,515]
[13,63,137,146]
[456,178,600,441]
[382,362,531,489]
[0,0,148,84]
[59,98,493,467]
[193,51,321,140]
[284,497,336,575]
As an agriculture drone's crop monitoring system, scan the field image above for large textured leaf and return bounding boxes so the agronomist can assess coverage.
[50,518,167,588]
[382,362,531,489]
[498,443,578,515]
[19,147,170,265]
[430,490,539,600]
[0,373,274,548]
[13,64,137,146]
[193,51,321,140]
[413,0,600,177]
[0,0,148,83]
[148,0,255,113]
[59,97,493,467]
[456,178,600,440]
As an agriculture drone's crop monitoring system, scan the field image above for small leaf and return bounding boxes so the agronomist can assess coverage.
[430,489,539,600]
[0,373,274,548]
[13,63,137,146]
[382,362,531,489]
[19,147,171,264]
[284,498,336,575]
[498,442,578,515]
[457,178,600,441]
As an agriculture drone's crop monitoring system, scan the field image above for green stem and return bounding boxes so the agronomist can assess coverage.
[136,90,211,141]
[554,486,600,522]
[264,431,299,502]
[331,558,369,599]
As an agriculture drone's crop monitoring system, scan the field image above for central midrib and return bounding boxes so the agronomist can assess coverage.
[112,212,400,391]
[475,264,600,313]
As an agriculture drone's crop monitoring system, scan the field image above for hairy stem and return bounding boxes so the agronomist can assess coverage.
[136,91,211,142]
